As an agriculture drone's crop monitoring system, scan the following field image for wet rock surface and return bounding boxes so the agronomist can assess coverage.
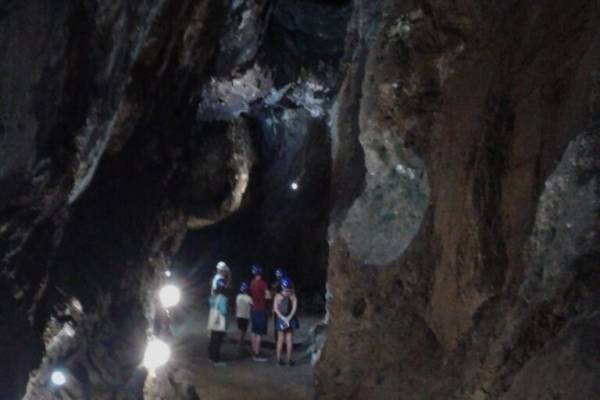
[318,0,600,399]
[1,0,232,398]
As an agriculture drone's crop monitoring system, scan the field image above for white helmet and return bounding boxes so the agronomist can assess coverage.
[216,261,229,272]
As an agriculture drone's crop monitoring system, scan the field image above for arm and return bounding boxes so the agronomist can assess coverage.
[263,280,273,300]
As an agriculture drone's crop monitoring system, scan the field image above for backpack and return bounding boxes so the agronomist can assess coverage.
[207,295,227,331]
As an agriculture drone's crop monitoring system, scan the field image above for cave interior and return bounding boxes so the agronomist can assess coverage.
[1,0,599,399]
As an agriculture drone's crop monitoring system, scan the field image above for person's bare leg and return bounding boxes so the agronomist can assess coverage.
[239,330,245,350]
[286,331,293,362]
[276,331,283,361]
[256,334,262,356]
[251,333,257,355]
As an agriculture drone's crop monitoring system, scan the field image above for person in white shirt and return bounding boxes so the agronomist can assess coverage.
[211,261,230,295]
[235,282,253,354]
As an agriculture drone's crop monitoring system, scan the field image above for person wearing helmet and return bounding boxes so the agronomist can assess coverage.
[207,278,228,367]
[271,267,286,292]
[275,267,286,280]
[211,261,230,296]
[249,264,269,361]
[270,267,287,342]
[235,282,253,355]
[273,277,299,366]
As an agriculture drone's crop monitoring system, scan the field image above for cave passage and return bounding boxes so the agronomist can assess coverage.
[0,0,349,398]
[159,107,333,398]
[2,0,600,399]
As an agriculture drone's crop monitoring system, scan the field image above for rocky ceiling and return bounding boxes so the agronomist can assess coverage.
[1,0,599,399]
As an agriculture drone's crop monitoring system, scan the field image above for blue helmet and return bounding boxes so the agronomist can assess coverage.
[280,277,293,290]
[240,282,249,293]
[250,264,262,276]
[215,278,227,290]
[275,267,286,279]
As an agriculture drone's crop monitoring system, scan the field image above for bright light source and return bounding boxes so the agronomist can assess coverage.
[159,285,181,308]
[51,370,67,386]
[165,270,172,277]
[290,182,299,191]
[143,338,171,372]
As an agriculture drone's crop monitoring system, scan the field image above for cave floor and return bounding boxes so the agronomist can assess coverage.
[167,308,318,400]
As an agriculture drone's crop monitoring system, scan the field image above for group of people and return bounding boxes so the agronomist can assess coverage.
[207,261,299,368]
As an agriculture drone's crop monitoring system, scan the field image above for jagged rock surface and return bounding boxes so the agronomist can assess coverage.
[0,0,250,398]
[1,0,343,398]
[317,0,600,399]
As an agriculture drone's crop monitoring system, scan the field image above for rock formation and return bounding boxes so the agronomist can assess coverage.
[317,1,600,399]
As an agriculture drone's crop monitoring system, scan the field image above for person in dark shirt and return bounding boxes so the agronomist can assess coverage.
[273,277,299,366]
[270,267,286,342]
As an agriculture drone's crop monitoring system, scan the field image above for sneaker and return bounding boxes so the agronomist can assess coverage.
[278,359,285,366]
[253,355,268,362]
[287,360,295,367]
[213,361,228,368]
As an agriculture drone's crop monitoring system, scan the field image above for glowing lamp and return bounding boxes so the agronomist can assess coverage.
[142,338,171,372]
[51,370,67,386]
[159,285,181,308]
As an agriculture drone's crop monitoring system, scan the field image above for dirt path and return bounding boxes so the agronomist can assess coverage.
[169,308,317,400]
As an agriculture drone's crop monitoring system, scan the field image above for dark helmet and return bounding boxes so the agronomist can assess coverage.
[215,278,227,290]
[240,282,249,293]
[280,277,293,290]
[275,267,286,279]
[250,264,262,276]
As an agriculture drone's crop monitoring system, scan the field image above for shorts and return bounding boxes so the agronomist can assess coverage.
[251,310,268,335]
[237,317,249,332]
[275,316,299,332]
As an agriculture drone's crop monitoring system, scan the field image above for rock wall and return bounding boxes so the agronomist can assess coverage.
[0,0,347,398]
[317,0,600,398]
[0,0,238,398]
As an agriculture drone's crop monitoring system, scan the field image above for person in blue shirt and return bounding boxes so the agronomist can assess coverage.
[207,278,228,367]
